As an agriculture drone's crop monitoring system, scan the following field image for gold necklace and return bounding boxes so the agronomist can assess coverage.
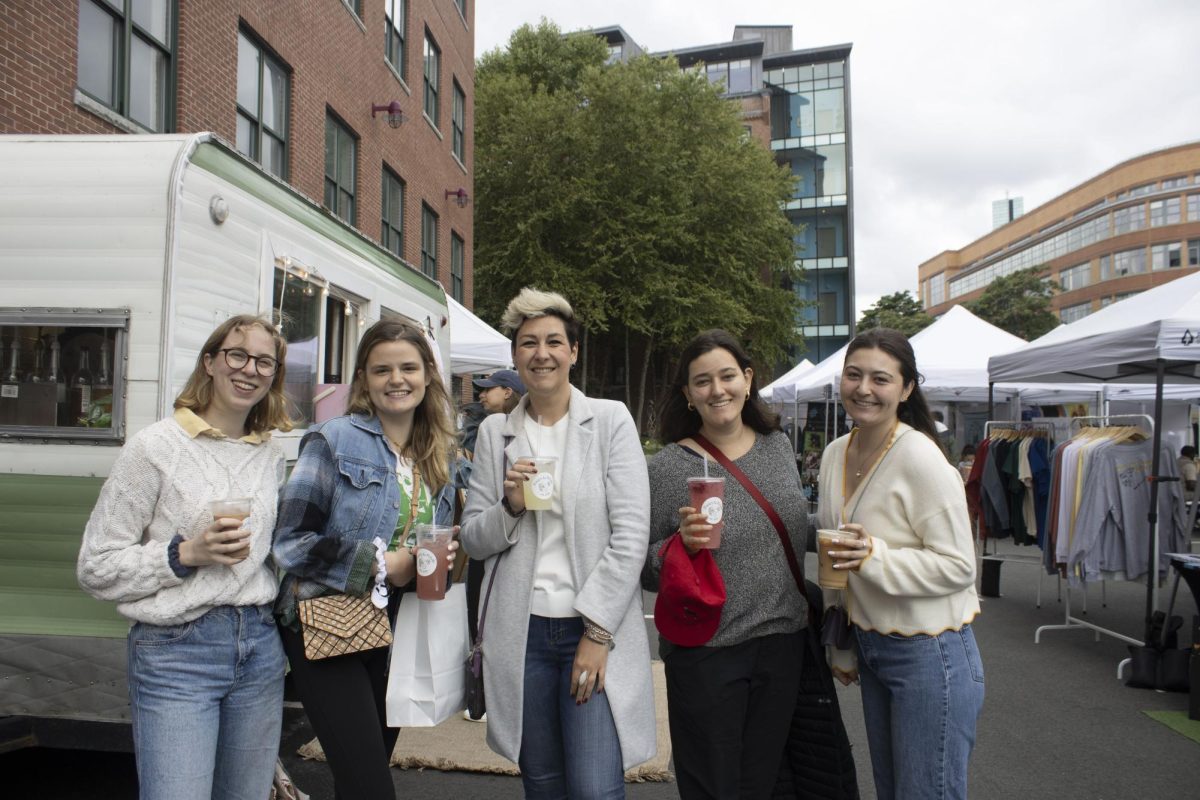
[851,426,893,477]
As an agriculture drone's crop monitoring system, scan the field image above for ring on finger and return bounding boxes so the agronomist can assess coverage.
[578,670,589,687]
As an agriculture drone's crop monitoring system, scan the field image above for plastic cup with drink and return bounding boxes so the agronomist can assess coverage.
[414,523,455,600]
[209,497,252,561]
[816,529,849,589]
[687,457,725,549]
[521,456,558,511]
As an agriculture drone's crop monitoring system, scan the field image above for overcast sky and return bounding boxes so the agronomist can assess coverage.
[475,0,1200,316]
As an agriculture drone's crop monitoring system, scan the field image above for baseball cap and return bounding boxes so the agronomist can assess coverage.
[473,369,525,394]
[653,534,726,647]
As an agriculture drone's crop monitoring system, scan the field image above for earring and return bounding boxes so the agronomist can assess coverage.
[745,389,751,400]
[687,402,694,411]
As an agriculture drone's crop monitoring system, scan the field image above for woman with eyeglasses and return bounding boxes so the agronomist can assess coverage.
[77,315,294,800]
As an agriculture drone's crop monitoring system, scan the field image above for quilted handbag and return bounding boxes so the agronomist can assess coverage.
[297,593,392,661]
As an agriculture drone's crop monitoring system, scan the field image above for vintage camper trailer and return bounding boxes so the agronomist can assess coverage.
[0,133,452,747]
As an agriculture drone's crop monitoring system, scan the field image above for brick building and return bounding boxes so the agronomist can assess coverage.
[1,0,474,307]
[919,142,1200,323]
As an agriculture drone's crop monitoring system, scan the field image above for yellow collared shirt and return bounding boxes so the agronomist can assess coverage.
[172,407,271,444]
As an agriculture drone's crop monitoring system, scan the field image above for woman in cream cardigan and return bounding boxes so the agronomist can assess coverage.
[460,287,655,798]
[817,327,983,800]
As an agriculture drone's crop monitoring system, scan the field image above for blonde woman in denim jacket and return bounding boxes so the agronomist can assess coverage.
[273,320,463,800]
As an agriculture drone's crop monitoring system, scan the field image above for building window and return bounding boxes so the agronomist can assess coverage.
[1058,262,1090,291]
[381,168,404,258]
[1060,301,1092,324]
[453,0,466,18]
[606,44,623,65]
[1189,239,1200,267]
[451,81,466,163]
[385,0,405,77]
[450,232,465,303]
[1188,194,1200,221]
[1162,176,1188,189]
[928,273,945,306]
[236,30,288,179]
[77,0,174,131]
[1149,197,1181,227]
[423,33,440,126]
[324,113,357,223]
[1113,204,1144,235]
[1112,247,1146,277]
[705,59,753,94]
[421,204,438,278]
[1150,243,1182,270]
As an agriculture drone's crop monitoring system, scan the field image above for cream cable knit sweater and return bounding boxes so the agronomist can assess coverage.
[77,416,284,626]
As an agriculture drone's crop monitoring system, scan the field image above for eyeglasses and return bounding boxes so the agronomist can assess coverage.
[216,348,279,377]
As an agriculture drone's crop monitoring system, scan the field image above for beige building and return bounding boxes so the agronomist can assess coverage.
[919,142,1200,323]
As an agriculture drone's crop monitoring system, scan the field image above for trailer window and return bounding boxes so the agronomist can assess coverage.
[0,308,129,443]
[273,268,321,426]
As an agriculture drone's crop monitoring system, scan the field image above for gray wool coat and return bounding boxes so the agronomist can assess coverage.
[459,386,657,771]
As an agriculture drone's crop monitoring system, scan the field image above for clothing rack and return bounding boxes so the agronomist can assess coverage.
[1033,413,1156,680]
[977,420,1058,607]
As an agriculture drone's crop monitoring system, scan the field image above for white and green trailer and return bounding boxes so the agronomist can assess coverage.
[0,133,451,750]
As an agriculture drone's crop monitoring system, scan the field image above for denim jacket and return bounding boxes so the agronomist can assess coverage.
[272,413,464,627]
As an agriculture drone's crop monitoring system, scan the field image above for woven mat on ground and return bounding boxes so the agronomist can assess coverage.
[1143,710,1200,745]
[298,660,673,782]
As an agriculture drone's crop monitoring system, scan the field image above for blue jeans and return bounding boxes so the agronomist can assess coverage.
[855,624,985,800]
[519,615,624,799]
[127,605,286,800]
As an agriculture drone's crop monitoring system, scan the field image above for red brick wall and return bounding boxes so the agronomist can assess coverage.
[1,0,475,306]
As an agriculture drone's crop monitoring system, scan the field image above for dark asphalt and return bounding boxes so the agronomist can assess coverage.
[4,549,1198,798]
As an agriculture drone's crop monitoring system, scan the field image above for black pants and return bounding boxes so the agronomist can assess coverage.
[280,623,399,800]
[663,630,804,800]
[466,557,485,643]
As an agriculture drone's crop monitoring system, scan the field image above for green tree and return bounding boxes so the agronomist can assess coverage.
[965,266,1060,340]
[857,291,934,336]
[474,21,799,432]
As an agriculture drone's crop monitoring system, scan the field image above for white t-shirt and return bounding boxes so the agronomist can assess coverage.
[524,413,576,617]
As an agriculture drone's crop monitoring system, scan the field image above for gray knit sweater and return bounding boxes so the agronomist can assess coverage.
[642,431,810,653]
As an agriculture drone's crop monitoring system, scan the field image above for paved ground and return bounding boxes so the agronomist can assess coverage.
[5,545,1198,798]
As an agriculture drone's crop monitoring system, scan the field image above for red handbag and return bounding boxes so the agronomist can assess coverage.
[653,530,727,647]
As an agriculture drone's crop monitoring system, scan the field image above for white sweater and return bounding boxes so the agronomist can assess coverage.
[817,422,980,636]
[77,412,285,626]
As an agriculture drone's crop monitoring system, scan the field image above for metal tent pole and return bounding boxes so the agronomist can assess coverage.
[1145,359,1166,641]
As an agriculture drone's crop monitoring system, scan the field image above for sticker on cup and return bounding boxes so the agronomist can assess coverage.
[530,472,555,501]
[415,548,439,577]
[700,496,724,524]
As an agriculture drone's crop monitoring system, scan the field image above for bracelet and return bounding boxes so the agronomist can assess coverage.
[583,619,615,649]
[501,495,526,519]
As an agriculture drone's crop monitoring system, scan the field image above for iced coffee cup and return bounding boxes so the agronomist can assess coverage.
[817,529,849,589]
[209,498,252,560]
[415,524,455,600]
[521,457,558,511]
[687,477,725,549]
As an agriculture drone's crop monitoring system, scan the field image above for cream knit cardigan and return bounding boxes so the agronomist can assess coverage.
[77,415,284,626]
[816,422,980,637]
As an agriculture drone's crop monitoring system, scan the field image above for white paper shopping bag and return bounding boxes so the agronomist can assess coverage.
[386,582,470,727]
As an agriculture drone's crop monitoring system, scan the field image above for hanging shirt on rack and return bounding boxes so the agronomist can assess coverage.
[1028,436,1052,549]
[981,437,1012,539]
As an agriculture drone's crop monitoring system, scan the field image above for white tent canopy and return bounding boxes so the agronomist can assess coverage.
[447,296,511,375]
[989,268,1200,385]
[760,358,814,403]
[777,305,1102,404]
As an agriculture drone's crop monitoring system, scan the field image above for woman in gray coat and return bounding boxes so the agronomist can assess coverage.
[460,287,656,798]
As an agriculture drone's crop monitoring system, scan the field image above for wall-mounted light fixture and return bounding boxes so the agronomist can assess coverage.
[371,101,405,128]
[445,188,470,208]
